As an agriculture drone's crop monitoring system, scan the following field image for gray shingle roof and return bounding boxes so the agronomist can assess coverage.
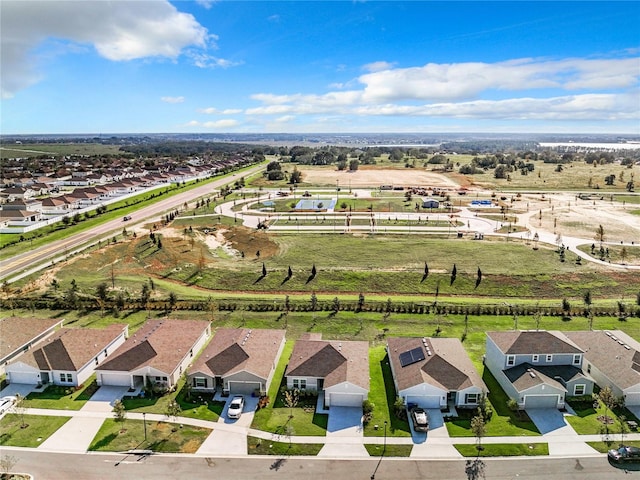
[565,330,640,390]
[387,337,486,393]
[487,330,583,355]
[286,338,369,390]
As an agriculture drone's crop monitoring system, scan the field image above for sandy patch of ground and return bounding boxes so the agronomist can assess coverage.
[202,228,239,257]
[301,167,460,188]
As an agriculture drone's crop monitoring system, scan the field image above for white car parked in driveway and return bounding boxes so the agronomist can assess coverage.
[0,396,17,414]
[227,395,245,419]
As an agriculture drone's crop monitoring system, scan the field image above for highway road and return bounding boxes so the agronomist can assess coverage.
[0,165,265,282]
[2,449,635,480]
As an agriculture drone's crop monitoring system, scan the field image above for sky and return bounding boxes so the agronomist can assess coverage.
[1,1,639,135]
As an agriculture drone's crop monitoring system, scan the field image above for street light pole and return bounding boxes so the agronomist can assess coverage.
[143,412,147,442]
[371,420,388,479]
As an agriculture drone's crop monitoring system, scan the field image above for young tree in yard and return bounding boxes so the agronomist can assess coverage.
[310,292,318,311]
[620,246,628,264]
[96,282,109,315]
[618,415,630,445]
[357,292,365,312]
[283,389,299,419]
[471,414,486,450]
[450,264,457,286]
[165,400,182,423]
[14,394,27,428]
[594,386,618,436]
[113,399,126,424]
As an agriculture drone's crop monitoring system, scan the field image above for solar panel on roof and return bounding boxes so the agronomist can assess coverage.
[399,347,426,367]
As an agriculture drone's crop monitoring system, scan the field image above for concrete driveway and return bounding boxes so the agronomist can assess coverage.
[0,383,35,399]
[326,406,363,436]
[219,395,258,427]
[526,408,573,435]
[82,386,129,413]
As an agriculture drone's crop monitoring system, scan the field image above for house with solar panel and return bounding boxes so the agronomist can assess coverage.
[564,330,640,407]
[485,330,594,409]
[387,336,487,411]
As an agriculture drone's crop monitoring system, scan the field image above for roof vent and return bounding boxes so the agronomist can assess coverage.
[624,345,631,350]
[605,331,612,336]
[619,340,625,345]
[611,336,618,341]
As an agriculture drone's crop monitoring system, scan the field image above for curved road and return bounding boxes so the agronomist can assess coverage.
[0,165,265,282]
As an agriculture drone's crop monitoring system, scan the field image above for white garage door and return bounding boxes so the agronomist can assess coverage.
[625,392,640,406]
[99,373,131,387]
[228,381,261,395]
[7,371,39,385]
[329,393,363,407]
[524,395,559,409]
[407,395,441,409]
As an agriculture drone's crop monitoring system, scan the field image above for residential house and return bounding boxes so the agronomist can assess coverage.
[285,334,369,408]
[187,328,285,395]
[5,324,128,387]
[565,330,640,406]
[485,330,594,409]
[0,209,43,225]
[0,317,63,374]
[387,336,487,410]
[95,319,210,391]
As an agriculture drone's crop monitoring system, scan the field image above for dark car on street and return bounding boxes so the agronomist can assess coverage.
[410,407,429,432]
[609,446,640,463]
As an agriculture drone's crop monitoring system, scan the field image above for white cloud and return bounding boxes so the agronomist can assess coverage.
[204,119,240,128]
[362,61,395,73]
[198,107,243,114]
[196,0,216,9]
[244,54,639,123]
[274,115,296,123]
[188,52,242,69]
[1,0,210,98]
[161,96,185,104]
[267,14,281,22]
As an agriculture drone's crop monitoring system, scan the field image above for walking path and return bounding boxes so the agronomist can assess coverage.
[13,392,640,460]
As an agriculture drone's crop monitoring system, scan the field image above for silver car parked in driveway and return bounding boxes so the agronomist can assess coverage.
[0,396,17,414]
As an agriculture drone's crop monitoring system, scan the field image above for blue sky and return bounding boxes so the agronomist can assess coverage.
[1,1,639,134]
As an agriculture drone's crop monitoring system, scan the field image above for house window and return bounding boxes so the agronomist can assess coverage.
[506,355,515,367]
[587,364,591,373]
[546,354,553,363]
[194,377,206,388]
[465,393,479,405]
[59,373,72,383]
[95,357,99,365]
[293,379,307,390]
[574,384,586,396]
[532,354,539,363]
[190,349,193,358]
[573,354,581,365]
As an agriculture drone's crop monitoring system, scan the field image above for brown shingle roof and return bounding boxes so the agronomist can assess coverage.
[0,317,63,360]
[504,363,587,392]
[11,324,127,371]
[387,337,486,392]
[565,330,640,390]
[189,328,285,380]
[286,338,369,390]
[487,331,583,355]
[97,319,209,374]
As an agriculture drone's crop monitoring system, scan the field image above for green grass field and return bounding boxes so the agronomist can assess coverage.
[0,414,71,447]
[454,443,549,457]
[88,418,210,453]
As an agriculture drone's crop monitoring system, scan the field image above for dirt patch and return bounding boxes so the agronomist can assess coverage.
[223,226,279,259]
[301,166,460,188]
[202,228,239,257]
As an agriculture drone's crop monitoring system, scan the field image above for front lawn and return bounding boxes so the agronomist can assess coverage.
[0,414,71,447]
[24,378,99,410]
[247,436,323,455]
[446,369,540,437]
[565,399,632,435]
[587,440,640,453]
[364,444,413,457]
[252,407,328,436]
[88,418,210,453]
[363,346,411,437]
[454,443,549,457]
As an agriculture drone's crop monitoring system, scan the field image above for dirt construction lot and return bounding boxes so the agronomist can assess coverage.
[300,167,460,188]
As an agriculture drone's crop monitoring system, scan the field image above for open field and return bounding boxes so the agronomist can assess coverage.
[0,143,123,158]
